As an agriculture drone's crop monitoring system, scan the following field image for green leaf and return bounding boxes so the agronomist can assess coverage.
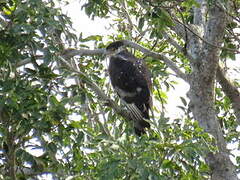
[180,96,187,106]
[81,35,103,42]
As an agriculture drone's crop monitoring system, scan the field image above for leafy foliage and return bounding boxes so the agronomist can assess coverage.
[0,0,239,179]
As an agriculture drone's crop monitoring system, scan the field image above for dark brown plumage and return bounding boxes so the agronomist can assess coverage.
[106,41,152,136]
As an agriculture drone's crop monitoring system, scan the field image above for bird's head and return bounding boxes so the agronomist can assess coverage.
[105,41,125,56]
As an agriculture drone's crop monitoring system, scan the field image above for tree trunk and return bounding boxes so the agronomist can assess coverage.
[187,3,238,180]
[6,132,17,180]
[188,58,238,180]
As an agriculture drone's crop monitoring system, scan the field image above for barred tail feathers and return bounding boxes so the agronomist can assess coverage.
[125,103,150,136]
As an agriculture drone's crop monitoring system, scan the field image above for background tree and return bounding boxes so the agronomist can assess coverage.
[0,0,239,180]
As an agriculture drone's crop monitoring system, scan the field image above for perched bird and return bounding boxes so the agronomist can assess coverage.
[106,41,152,136]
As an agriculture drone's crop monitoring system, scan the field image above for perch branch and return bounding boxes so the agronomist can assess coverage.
[62,48,105,58]
[16,40,188,82]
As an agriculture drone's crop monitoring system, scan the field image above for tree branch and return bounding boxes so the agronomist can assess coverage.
[169,14,240,54]
[62,48,105,58]
[62,41,188,81]
[203,3,227,50]
[121,40,188,82]
[217,66,240,125]
[16,49,105,67]
[193,0,207,26]
[162,31,195,62]
[17,41,188,82]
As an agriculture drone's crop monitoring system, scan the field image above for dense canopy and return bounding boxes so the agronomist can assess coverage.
[0,0,240,180]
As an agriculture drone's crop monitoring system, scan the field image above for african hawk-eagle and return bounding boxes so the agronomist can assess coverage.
[106,41,152,136]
